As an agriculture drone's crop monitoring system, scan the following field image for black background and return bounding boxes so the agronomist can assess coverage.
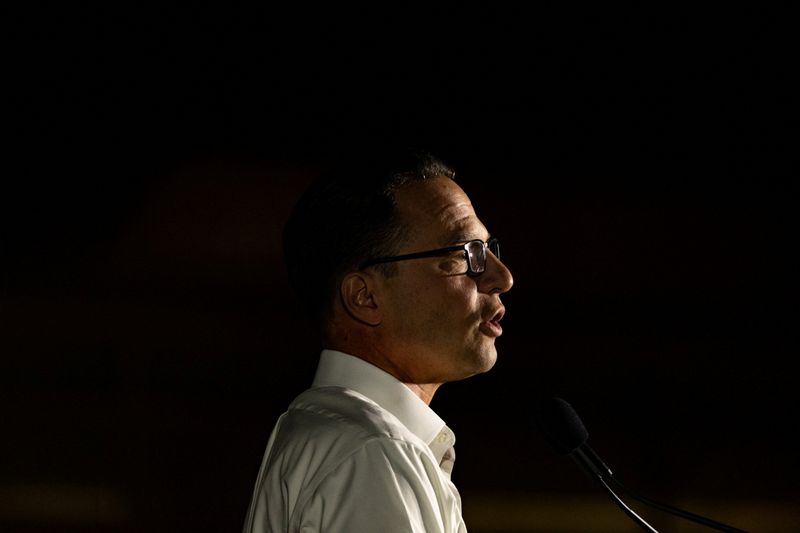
[3,5,797,532]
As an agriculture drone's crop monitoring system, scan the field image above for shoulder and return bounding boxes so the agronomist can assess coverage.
[266,386,434,501]
[255,387,456,531]
[267,386,432,479]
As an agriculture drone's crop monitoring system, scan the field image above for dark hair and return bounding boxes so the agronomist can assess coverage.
[282,151,456,329]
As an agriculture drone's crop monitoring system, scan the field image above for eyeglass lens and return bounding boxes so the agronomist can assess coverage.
[466,239,499,274]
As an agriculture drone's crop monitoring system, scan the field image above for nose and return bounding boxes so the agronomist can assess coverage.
[479,251,514,295]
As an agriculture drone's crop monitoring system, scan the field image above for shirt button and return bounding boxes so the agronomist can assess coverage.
[437,433,449,443]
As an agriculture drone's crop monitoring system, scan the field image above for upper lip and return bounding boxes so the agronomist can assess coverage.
[482,305,505,324]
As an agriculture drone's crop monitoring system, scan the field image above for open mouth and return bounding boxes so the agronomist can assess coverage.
[479,320,503,337]
[479,306,505,337]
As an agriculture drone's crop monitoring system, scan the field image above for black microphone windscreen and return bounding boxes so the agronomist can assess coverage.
[533,397,589,454]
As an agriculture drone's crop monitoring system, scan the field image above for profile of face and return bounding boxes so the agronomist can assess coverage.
[377,176,514,385]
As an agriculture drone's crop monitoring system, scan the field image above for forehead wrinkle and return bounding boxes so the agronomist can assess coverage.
[398,177,486,246]
[443,213,489,244]
[436,199,474,228]
[435,197,472,216]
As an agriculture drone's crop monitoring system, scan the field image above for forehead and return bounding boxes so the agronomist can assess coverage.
[395,177,487,245]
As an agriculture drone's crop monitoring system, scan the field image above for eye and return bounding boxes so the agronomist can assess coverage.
[439,254,467,273]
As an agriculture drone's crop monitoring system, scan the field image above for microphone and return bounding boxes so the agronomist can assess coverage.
[533,397,749,533]
[534,397,659,532]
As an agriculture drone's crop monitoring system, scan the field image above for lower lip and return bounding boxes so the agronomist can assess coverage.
[479,320,503,337]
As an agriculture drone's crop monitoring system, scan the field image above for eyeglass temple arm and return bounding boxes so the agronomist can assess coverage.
[360,245,466,269]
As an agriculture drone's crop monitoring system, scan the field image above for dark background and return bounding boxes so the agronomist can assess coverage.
[3,5,797,532]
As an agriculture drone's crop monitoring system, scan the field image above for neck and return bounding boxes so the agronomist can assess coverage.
[402,382,441,406]
[324,337,443,406]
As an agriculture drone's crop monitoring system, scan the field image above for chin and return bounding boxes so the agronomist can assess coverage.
[481,348,499,372]
[467,345,498,376]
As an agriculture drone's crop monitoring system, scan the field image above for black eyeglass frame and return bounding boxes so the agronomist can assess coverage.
[359,238,500,277]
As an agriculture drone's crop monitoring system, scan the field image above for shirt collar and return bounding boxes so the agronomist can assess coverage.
[311,349,451,451]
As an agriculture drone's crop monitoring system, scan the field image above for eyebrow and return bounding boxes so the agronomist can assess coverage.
[447,233,493,245]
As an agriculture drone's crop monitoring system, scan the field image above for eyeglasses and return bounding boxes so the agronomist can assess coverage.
[359,238,500,277]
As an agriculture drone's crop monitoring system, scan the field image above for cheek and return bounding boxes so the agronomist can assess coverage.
[433,281,481,328]
[389,274,480,334]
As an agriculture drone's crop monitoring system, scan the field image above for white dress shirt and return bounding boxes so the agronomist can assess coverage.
[243,349,467,532]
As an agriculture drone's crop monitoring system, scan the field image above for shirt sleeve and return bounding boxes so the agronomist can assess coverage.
[295,437,464,533]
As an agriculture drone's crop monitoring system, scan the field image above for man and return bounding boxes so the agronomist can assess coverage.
[243,152,514,532]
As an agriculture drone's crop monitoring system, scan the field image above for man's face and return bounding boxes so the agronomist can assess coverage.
[378,176,514,385]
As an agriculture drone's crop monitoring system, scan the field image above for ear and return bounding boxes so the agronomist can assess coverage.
[340,271,382,326]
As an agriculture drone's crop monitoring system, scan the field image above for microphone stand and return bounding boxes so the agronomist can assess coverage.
[578,444,749,533]
[535,397,750,533]
[573,447,660,532]
[599,476,660,533]
[609,477,749,533]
